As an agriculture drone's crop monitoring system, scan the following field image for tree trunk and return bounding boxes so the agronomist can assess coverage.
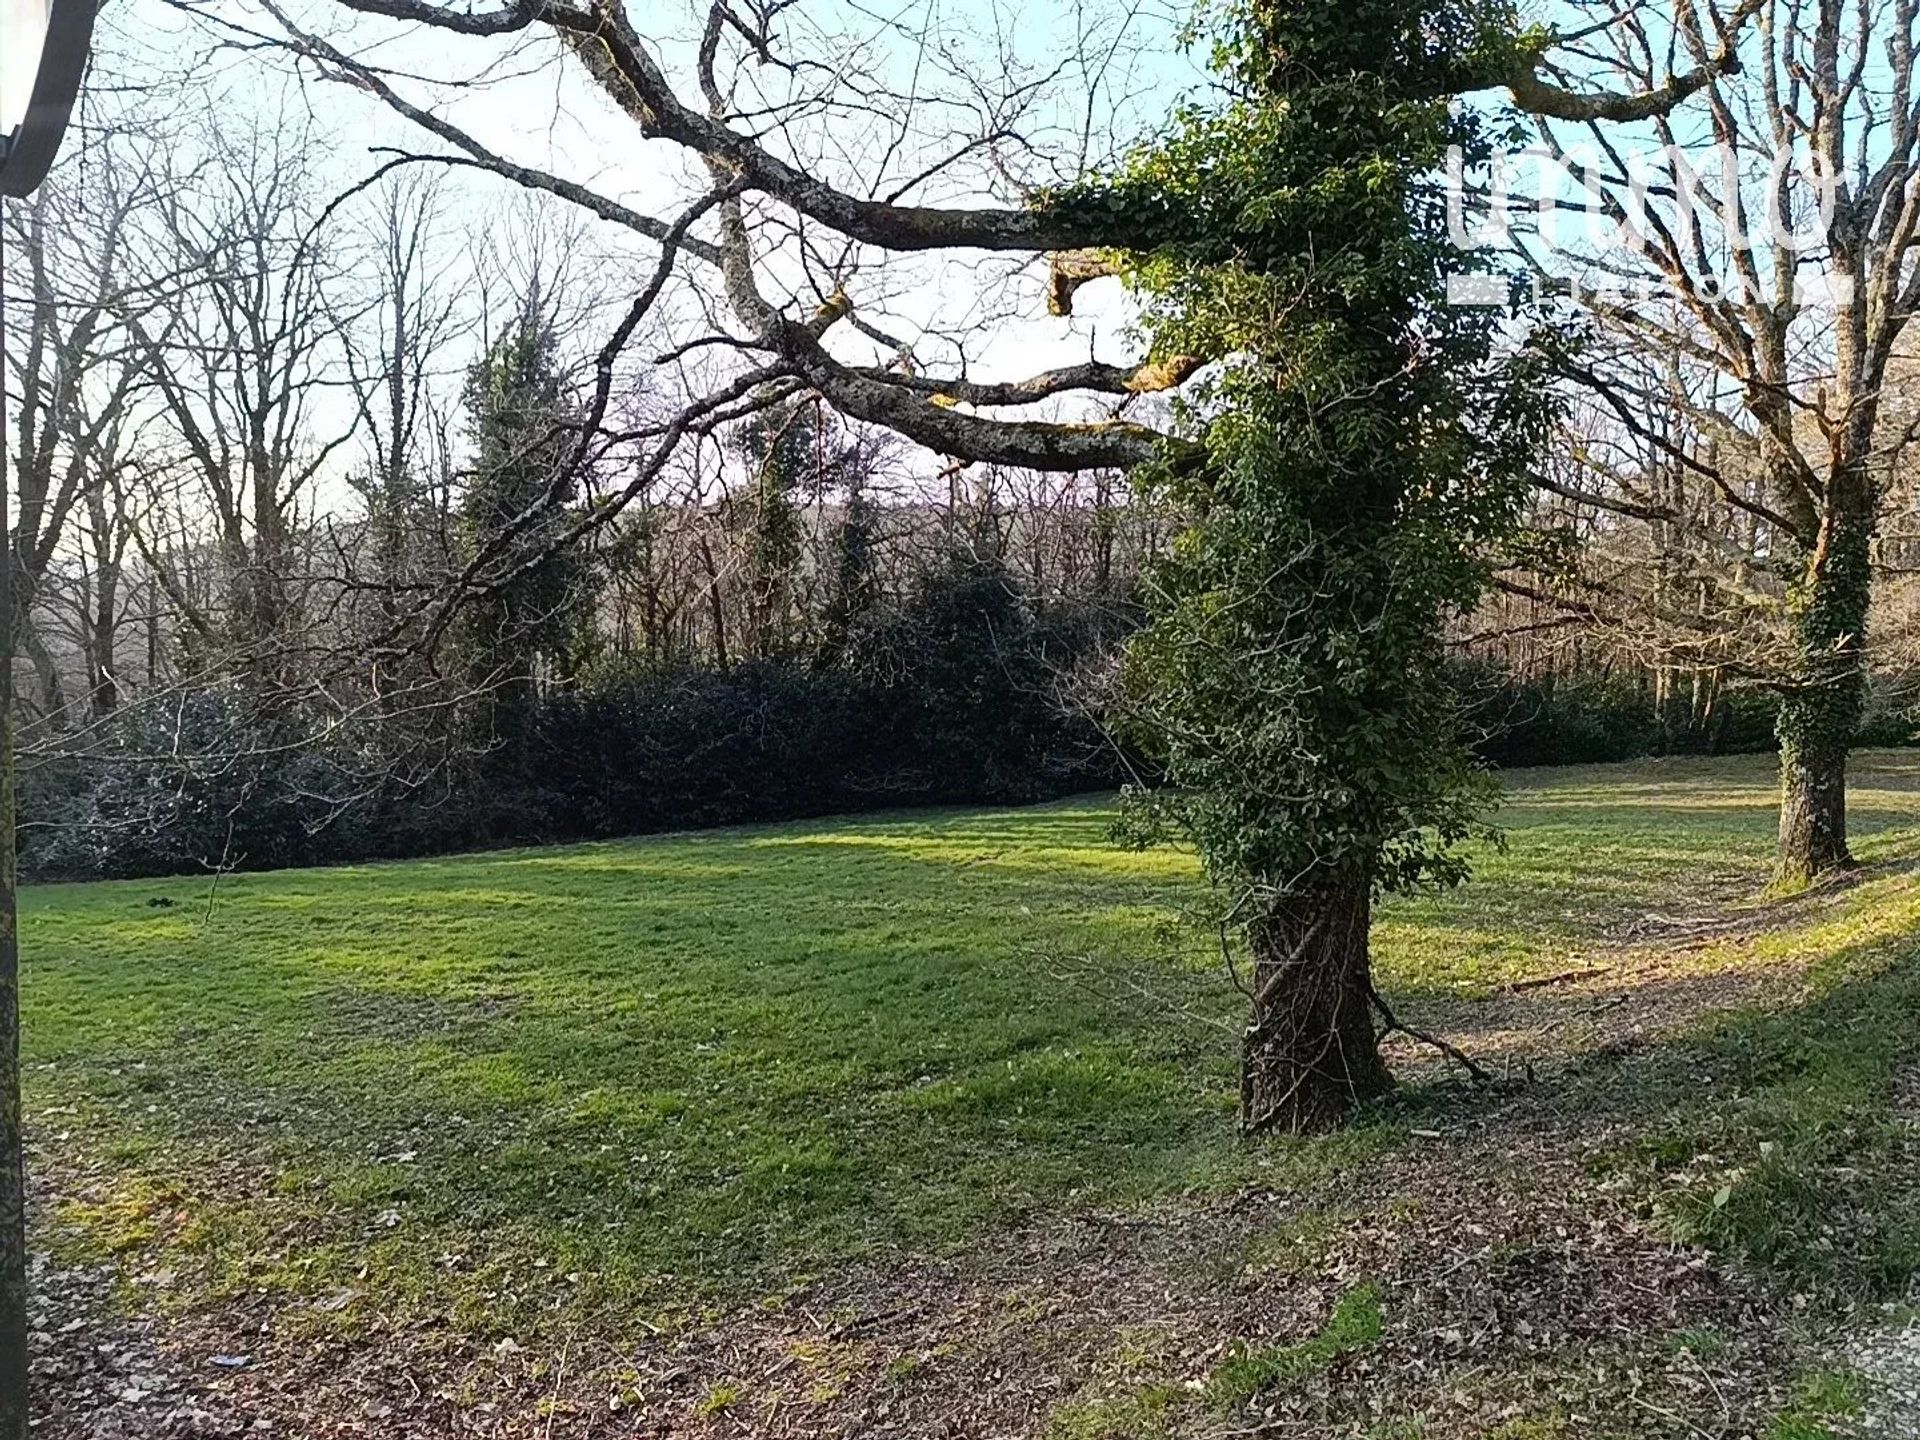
[1775,499,1873,887]
[84,540,121,724]
[697,532,730,668]
[2,231,28,1440]
[1241,864,1394,1134]
[1777,722,1850,883]
[18,622,65,733]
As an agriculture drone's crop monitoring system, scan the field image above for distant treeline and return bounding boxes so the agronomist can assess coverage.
[14,294,1914,879]
[23,625,1920,881]
[19,558,1133,881]
[1458,660,1918,769]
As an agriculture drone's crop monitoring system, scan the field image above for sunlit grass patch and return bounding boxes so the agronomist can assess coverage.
[23,799,1238,1323]
[1766,1369,1871,1440]
[22,749,1920,1342]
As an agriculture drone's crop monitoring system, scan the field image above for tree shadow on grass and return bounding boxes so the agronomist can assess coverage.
[1389,896,1920,1306]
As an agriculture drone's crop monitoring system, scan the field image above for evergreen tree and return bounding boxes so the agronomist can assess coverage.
[732,402,813,660]
[817,478,881,669]
[459,306,588,740]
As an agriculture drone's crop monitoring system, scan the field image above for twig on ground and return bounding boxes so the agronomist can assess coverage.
[1502,964,1613,992]
[827,1305,921,1340]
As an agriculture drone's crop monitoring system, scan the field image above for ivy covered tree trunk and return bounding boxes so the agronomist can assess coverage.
[1776,501,1874,886]
[1242,864,1392,1134]
[1777,721,1850,882]
[1103,0,1551,1136]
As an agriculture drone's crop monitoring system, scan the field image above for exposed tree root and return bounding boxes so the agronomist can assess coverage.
[1368,983,1494,1085]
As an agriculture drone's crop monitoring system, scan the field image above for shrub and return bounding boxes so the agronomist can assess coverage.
[20,564,1130,880]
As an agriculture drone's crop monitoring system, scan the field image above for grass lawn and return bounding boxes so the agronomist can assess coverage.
[24,750,1920,1437]
[27,797,1241,1322]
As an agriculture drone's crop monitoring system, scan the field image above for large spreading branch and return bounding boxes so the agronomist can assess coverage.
[242,0,1759,481]
[1503,0,1767,121]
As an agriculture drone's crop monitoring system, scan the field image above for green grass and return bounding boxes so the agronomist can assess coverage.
[24,801,1240,1323]
[1378,750,1920,994]
[1205,1282,1384,1405]
[1046,1281,1388,1436]
[1046,1384,1182,1440]
[23,749,1920,1338]
[1766,1370,1870,1440]
[1600,905,1920,1301]
[1240,1206,1359,1275]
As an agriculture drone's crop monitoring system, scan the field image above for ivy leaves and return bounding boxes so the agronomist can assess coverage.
[1108,0,1554,905]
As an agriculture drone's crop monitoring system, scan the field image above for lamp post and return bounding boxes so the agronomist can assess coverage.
[1,1,98,1431]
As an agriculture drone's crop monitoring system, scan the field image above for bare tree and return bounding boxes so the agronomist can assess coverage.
[122,111,357,683]
[1506,0,1920,882]
[343,175,460,588]
[4,154,148,731]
